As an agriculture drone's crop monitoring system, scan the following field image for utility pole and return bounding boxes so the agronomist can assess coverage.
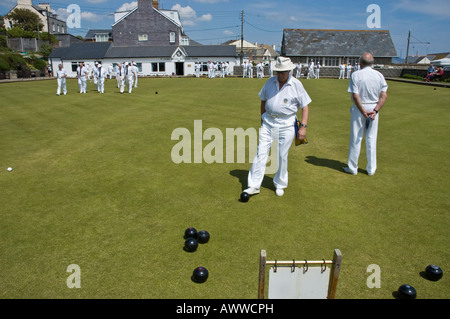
[405,30,410,64]
[240,10,244,65]
[46,8,51,46]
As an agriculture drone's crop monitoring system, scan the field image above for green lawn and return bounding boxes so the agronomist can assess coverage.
[0,77,449,299]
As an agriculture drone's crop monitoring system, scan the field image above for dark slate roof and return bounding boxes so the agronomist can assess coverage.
[184,45,237,57]
[104,45,236,58]
[282,29,397,57]
[50,43,236,60]
[49,42,112,60]
[104,46,176,58]
[84,29,113,40]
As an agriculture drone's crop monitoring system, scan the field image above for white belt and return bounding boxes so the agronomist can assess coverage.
[267,113,292,119]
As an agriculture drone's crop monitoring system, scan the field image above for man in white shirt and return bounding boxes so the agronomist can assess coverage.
[96,64,107,94]
[242,61,248,78]
[132,62,138,88]
[248,61,254,78]
[339,62,346,79]
[116,64,126,94]
[76,62,88,93]
[244,57,311,197]
[207,60,214,78]
[108,64,114,79]
[315,62,321,79]
[125,62,135,93]
[344,53,388,176]
[307,60,315,79]
[56,64,67,95]
[195,62,201,78]
[346,63,353,79]
[295,62,302,79]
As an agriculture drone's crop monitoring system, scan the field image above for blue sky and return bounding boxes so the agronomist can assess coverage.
[2,0,449,58]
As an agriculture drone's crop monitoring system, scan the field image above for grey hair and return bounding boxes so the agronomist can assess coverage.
[360,53,375,66]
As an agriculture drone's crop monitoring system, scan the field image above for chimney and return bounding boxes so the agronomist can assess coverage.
[153,0,158,9]
[38,3,51,12]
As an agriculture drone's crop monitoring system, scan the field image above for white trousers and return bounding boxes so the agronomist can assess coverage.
[57,78,66,95]
[134,75,138,88]
[248,113,296,190]
[97,78,105,93]
[339,70,345,79]
[126,75,134,93]
[118,75,125,93]
[78,78,87,93]
[347,104,379,175]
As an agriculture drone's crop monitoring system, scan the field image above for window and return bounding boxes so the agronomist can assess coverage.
[151,62,166,72]
[136,63,142,73]
[72,62,84,72]
[139,34,148,41]
[169,32,176,43]
[95,34,109,42]
[181,37,189,46]
[324,57,340,67]
[348,57,359,66]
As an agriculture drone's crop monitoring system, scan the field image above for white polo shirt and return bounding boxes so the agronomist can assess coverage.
[259,75,312,117]
[348,66,388,104]
[56,68,66,79]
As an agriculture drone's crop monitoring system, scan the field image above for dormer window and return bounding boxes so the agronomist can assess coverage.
[169,32,176,43]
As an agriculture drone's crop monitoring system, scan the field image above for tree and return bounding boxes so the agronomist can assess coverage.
[6,8,44,32]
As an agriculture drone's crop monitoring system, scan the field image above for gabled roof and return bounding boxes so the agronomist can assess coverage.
[49,42,112,60]
[104,45,236,58]
[85,29,113,39]
[112,6,180,29]
[282,29,397,57]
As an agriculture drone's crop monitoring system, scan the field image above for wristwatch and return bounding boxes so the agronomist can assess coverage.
[300,123,307,128]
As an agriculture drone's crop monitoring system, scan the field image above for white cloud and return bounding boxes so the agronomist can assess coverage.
[223,30,234,35]
[393,0,450,19]
[81,11,102,22]
[86,0,108,3]
[117,1,138,12]
[171,4,212,26]
[193,0,229,3]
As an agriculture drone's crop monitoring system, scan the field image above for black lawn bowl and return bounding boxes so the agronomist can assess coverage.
[184,227,197,239]
[240,192,250,202]
[425,264,443,281]
[192,266,209,283]
[184,237,198,252]
[197,230,210,244]
[397,284,417,299]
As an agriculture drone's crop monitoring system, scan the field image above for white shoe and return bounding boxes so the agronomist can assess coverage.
[343,167,357,175]
[244,187,260,195]
[275,188,284,196]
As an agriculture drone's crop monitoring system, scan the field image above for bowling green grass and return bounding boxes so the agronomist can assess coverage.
[0,76,449,300]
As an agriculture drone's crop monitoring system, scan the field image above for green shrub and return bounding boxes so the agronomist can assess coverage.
[401,74,423,81]
[0,55,10,70]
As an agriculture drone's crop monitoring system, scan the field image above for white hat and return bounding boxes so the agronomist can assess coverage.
[272,56,296,72]
[98,64,102,67]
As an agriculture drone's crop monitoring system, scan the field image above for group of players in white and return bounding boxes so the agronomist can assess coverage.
[56,59,362,95]
[241,60,267,79]
[55,61,139,96]
[195,60,231,79]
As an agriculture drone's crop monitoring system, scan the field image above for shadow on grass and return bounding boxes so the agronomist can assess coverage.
[305,156,346,172]
[305,156,371,175]
[229,169,275,192]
